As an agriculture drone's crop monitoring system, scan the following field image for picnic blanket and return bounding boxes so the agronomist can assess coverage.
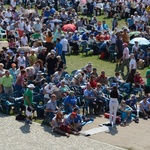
[80,126,109,136]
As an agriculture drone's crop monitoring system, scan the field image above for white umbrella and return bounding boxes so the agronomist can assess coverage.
[18,46,31,52]
[0,41,8,50]
[129,37,150,45]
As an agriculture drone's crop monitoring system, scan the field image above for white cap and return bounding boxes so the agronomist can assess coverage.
[27,84,35,88]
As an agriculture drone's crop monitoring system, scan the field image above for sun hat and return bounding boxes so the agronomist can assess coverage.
[69,91,74,95]
[49,83,53,88]
[27,84,35,88]
[37,71,44,75]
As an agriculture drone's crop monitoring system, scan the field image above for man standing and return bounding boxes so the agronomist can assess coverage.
[60,34,69,65]
[145,68,150,97]
[121,43,130,75]
[0,70,13,95]
[24,84,35,124]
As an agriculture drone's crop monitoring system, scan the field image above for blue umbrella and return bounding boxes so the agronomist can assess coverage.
[129,37,150,45]
[50,19,62,23]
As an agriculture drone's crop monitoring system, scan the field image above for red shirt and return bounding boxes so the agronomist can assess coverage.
[89,80,97,88]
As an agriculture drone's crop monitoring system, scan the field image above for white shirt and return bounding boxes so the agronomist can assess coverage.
[18,21,25,30]
[11,0,16,8]
[132,45,139,53]
[33,23,42,32]
[44,84,53,99]
[5,11,12,18]
[21,36,28,46]
[25,24,32,32]
[17,56,26,68]
[60,38,68,52]
[123,47,130,59]
[129,58,137,70]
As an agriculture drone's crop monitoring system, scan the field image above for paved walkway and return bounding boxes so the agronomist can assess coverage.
[0,113,125,150]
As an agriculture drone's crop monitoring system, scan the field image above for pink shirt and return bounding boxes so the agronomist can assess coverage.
[123,47,129,59]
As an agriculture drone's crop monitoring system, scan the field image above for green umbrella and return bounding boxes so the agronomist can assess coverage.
[129,31,141,37]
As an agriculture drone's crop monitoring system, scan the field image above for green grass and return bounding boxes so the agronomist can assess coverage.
[65,54,148,80]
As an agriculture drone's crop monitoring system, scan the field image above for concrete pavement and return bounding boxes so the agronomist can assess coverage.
[0,113,125,150]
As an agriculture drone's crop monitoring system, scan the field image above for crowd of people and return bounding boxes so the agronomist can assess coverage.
[0,0,150,137]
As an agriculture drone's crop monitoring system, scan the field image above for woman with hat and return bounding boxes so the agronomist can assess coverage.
[59,80,70,97]
[24,84,35,124]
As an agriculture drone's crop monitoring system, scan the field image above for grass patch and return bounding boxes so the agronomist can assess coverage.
[65,54,147,79]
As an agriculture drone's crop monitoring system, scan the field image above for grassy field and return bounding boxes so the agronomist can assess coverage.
[65,54,148,80]
[1,5,148,79]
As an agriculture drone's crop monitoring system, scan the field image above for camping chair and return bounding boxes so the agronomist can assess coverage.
[0,27,6,38]
[107,77,116,86]
[80,41,91,56]
[69,85,83,96]
[109,45,117,62]
[71,70,77,76]
[9,91,23,113]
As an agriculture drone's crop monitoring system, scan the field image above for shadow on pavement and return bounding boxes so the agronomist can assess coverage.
[105,126,118,136]
[19,123,31,133]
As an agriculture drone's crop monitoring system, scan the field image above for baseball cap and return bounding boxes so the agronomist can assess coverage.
[71,112,77,118]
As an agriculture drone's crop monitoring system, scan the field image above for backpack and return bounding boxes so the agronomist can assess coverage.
[16,113,26,121]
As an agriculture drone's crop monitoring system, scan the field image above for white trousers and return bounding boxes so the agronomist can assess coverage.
[25,106,32,117]
[109,98,118,125]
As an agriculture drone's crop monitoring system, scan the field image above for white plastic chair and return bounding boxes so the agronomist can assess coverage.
[0,27,6,38]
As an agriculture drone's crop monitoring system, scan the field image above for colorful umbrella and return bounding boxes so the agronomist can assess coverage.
[129,31,141,37]
[62,24,76,32]
[129,37,150,45]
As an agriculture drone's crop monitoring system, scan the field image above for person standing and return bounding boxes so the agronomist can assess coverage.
[24,84,35,124]
[121,43,130,75]
[60,34,69,65]
[145,68,150,97]
[109,86,119,126]
[116,32,123,66]
[0,70,13,95]
[126,53,137,83]
[112,14,118,31]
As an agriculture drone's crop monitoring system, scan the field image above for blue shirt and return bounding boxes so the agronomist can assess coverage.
[56,42,62,55]
[64,114,74,125]
[127,18,134,27]
[44,10,50,18]
[102,24,109,30]
[74,114,82,123]
[82,33,89,41]
[72,34,79,41]
[50,8,56,15]
[64,95,77,106]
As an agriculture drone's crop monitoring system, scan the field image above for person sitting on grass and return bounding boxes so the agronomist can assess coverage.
[119,100,133,126]
[63,112,80,135]
[139,96,150,120]
[51,111,70,138]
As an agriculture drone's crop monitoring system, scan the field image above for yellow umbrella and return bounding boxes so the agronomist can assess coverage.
[146,6,150,12]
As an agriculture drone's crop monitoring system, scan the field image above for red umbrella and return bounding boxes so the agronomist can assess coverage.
[62,24,76,32]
